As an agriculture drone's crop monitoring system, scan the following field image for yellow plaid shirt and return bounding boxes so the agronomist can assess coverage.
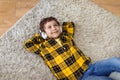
[24,22,91,80]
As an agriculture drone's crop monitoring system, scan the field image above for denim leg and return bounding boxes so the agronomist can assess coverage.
[93,57,120,76]
[79,57,120,80]
[84,75,113,80]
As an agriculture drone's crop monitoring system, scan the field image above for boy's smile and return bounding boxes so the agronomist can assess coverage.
[44,20,61,39]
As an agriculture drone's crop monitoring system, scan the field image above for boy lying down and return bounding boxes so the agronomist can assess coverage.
[24,16,120,80]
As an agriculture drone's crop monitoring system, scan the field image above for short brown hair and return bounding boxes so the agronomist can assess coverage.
[39,16,60,32]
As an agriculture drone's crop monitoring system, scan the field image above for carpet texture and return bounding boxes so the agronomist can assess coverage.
[0,0,120,80]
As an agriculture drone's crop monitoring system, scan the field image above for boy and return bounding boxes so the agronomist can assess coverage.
[24,16,120,80]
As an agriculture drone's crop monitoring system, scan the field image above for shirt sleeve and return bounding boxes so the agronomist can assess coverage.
[23,33,43,55]
[62,22,75,37]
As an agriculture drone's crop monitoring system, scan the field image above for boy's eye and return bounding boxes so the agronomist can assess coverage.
[48,26,51,29]
[54,24,58,26]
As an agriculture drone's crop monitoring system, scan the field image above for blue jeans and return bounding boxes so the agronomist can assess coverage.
[79,57,120,80]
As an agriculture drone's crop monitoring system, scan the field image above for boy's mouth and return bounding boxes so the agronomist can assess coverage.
[52,31,58,34]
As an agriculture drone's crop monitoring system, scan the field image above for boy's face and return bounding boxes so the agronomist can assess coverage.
[44,20,61,39]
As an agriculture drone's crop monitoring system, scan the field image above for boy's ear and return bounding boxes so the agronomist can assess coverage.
[39,30,47,39]
[41,32,47,39]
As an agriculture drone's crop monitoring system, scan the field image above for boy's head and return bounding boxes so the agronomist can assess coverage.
[40,16,62,39]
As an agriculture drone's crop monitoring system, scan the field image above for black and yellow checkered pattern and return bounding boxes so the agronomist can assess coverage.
[24,22,91,80]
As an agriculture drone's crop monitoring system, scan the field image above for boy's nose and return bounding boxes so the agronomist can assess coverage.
[52,26,56,30]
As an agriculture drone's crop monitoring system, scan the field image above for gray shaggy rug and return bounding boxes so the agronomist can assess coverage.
[0,0,120,80]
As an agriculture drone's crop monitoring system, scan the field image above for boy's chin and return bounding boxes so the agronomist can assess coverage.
[49,35,60,39]
[52,33,61,39]
[52,36,59,39]
[48,33,61,39]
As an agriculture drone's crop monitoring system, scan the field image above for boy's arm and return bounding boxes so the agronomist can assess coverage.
[23,33,43,55]
[62,22,75,37]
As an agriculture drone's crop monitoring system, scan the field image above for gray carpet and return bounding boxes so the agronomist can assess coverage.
[0,0,120,80]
